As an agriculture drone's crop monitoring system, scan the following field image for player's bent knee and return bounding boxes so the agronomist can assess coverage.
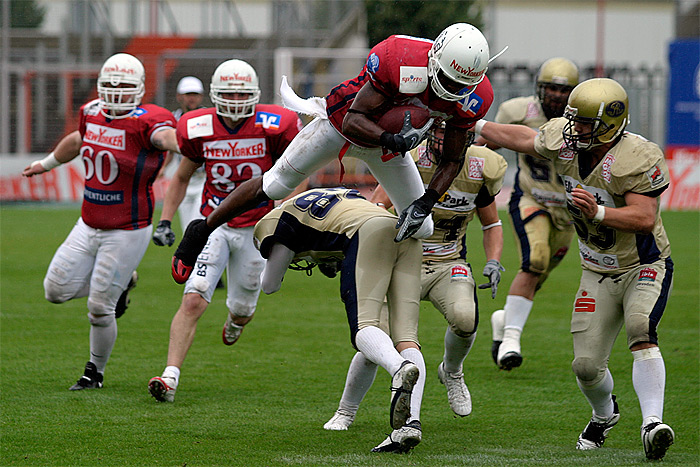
[261,172,295,201]
[626,312,652,343]
[87,312,115,327]
[44,279,70,303]
[527,242,551,274]
[571,357,605,384]
[87,296,115,316]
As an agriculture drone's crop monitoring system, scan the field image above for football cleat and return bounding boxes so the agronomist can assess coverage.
[115,271,138,319]
[148,376,177,402]
[371,420,422,453]
[323,409,355,431]
[389,360,419,429]
[641,420,674,460]
[69,361,103,390]
[497,328,523,371]
[576,395,620,450]
[490,309,505,365]
[222,315,244,346]
[437,362,472,416]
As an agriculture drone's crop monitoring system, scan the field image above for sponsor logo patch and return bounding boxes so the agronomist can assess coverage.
[451,265,470,279]
[638,267,657,282]
[601,153,615,183]
[84,123,126,150]
[574,296,596,312]
[367,53,380,73]
[398,66,428,94]
[187,114,214,138]
[203,138,266,159]
[459,92,483,117]
[83,186,124,205]
[559,146,575,161]
[467,157,485,180]
[645,164,666,188]
[255,111,281,129]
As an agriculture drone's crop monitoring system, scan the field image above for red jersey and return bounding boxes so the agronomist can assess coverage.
[177,105,302,228]
[78,100,175,230]
[326,35,494,147]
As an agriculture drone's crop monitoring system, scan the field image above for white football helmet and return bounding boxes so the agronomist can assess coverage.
[428,23,490,101]
[210,59,261,120]
[97,53,146,119]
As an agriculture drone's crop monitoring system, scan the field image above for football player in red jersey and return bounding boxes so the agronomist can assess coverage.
[171,23,503,284]
[22,53,179,391]
[147,59,303,403]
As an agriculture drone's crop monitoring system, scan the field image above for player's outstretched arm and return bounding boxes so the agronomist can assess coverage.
[152,128,180,153]
[23,131,82,177]
[475,120,539,157]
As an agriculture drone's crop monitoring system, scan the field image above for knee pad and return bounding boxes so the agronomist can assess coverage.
[227,300,256,319]
[626,312,652,345]
[526,240,551,275]
[88,312,115,327]
[447,303,477,337]
[44,278,69,304]
[571,356,605,384]
[261,170,295,201]
[87,295,114,317]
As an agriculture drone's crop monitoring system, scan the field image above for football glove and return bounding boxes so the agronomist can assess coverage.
[380,112,435,154]
[171,219,214,284]
[152,220,175,247]
[395,190,439,242]
[478,259,505,299]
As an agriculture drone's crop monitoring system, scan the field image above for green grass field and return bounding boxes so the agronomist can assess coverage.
[1,205,698,466]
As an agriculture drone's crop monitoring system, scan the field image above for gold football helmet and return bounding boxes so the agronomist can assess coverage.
[536,58,579,119]
[562,78,629,151]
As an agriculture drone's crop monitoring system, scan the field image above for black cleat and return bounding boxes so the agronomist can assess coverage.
[69,361,103,391]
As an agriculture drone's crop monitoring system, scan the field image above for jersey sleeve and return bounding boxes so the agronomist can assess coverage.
[175,114,205,163]
[616,143,670,195]
[365,39,398,97]
[468,145,507,196]
[143,107,176,145]
[533,117,566,160]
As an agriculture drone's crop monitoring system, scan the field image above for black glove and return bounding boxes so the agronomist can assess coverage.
[380,112,435,154]
[171,219,215,284]
[394,189,439,242]
[152,220,175,246]
[478,259,505,299]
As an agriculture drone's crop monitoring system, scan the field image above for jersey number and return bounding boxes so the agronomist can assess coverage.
[567,201,616,250]
[293,189,363,220]
[435,215,467,242]
[81,146,119,185]
[210,161,264,192]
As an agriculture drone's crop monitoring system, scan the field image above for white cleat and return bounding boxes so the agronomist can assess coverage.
[323,410,355,431]
[389,361,419,429]
[222,314,244,346]
[490,309,505,365]
[497,328,523,371]
[148,376,177,402]
[371,420,422,453]
[642,421,674,460]
[437,362,472,416]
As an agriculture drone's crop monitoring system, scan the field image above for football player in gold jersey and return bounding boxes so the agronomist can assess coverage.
[476,78,675,460]
[253,188,425,453]
[324,124,506,446]
[477,57,579,371]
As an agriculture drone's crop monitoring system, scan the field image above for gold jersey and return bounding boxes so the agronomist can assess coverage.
[495,95,571,229]
[253,187,396,263]
[412,144,507,262]
[534,118,671,274]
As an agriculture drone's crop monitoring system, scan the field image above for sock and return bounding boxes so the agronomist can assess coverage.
[89,315,117,374]
[577,368,615,420]
[503,295,534,334]
[632,347,665,424]
[442,327,475,374]
[163,365,181,385]
[400,347,425,423]
[336,352,378,415]
[354,326,405,375]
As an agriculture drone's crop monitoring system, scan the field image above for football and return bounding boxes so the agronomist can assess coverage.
[377,105,431,134]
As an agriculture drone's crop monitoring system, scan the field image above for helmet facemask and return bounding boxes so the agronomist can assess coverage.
[97,53,145,119]
[210,59,261,121]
